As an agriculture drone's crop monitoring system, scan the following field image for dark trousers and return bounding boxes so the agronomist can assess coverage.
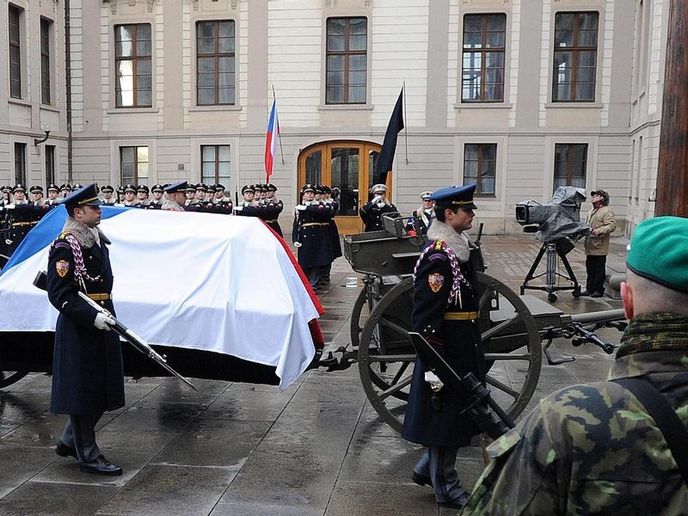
[414,446,466,503]
[61,413,103,463]
[585,255,607,294]
[303,266,326,289]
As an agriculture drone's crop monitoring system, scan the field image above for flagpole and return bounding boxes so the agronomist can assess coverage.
[403,81,409,165]
[272,85,286,166]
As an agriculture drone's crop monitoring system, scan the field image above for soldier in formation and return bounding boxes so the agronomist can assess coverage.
[292,184,337,289]
[409,190,436,235]
[360,183,398,231]
[463,215,688,515]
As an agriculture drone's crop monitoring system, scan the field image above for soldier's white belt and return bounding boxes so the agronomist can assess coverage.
[301,222,330,227]
[443,311,479,321]
[11,222,37,227]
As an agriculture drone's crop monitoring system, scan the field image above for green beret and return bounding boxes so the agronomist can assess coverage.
[626,216,688,293]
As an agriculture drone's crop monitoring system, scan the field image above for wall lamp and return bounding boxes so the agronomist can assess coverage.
[34,124,51,146]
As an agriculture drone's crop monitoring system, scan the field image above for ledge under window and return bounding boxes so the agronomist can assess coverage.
[319,103,373,111]
[455,103,512,110]
[8,98,32,108]
[106,107,159,114]
[545,102,603,109]
[40,104,61,113]
[188,105,242,113]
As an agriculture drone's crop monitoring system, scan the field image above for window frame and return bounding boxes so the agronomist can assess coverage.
[14,142,26,185]
[200,144,231,184]
[45,145,56,186]
[551,11,599,103]
[325,16,368,105]
[553,143,588,191]
[40,17,53,105]
[461,13,507,103]
[114,23,153,108]
[463,143,497,197]
[8,4,23,99]
[119,146,149,185]
[196,20,236,106]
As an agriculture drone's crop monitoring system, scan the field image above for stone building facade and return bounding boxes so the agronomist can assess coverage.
[0,0,670,234]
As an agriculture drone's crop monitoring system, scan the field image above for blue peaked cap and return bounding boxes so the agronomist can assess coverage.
[429,183,478,209]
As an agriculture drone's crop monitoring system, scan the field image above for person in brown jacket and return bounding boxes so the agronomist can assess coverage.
[583,189,617,297]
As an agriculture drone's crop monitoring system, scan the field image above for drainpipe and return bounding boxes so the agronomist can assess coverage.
[64,0,73,182]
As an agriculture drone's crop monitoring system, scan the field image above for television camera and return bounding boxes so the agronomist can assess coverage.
[515,186,591,302]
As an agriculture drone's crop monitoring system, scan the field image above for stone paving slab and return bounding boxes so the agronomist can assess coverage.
[0,235,627,515]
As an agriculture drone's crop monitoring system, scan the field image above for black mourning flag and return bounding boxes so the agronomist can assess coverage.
[374,88,405,185]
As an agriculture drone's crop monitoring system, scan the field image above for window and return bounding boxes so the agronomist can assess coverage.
[9,4,22,99]
[201,145,230,184]
[462,14,506,102]
[14,143,26,185]
[45,145,55,186]
[196,20,235,105]
[554,143,587,191]
[326,17,367,104]
[120,146,149,184]
[552,12,598,102]
[115,24,152,107]
[464,144,496,196]
[41,18,53,104]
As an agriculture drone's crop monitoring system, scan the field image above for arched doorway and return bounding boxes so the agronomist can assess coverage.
[297,141,391,234]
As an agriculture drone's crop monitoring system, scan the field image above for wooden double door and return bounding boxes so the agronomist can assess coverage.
[298,141,391,234]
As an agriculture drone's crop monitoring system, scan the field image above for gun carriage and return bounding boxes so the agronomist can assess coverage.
[339,214,626,433]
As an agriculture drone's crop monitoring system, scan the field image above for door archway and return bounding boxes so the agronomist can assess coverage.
[297,141,391,234]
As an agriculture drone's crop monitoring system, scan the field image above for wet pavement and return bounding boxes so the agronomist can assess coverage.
[0,235,628,515]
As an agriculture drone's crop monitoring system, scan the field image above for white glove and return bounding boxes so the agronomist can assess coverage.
[4,203,15,210]
[294,241,302,247]
[424,371,443,391]
[94,312,116,331]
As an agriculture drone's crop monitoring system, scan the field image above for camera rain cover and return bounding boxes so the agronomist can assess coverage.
[525,186,591,243]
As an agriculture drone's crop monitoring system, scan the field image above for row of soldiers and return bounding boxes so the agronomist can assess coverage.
[0,181,287,262]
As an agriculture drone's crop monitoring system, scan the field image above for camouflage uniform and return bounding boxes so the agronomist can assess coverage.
[462,312,688,515]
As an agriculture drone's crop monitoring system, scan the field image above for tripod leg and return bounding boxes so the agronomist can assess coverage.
[559,253,579,286]
[521,244,547,294]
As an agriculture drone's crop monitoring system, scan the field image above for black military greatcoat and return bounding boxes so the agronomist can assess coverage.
[402,236,486,447]
[359,200,398,232]
[292,202,335,268]
[46,227,125,415]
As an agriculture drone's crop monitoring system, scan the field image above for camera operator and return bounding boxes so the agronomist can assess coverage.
[359,184,397,232]
[583,189,616,297]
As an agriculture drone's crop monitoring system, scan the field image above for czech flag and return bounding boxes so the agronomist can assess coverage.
[264,98,280,183]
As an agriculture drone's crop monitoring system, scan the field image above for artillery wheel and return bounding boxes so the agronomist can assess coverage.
[350,279,412,398]
[357,272,542,433]
[0,370,29,389]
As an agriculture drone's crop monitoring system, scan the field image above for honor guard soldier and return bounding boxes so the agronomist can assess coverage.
[46,184,62,209]
[193,183,207,205]
[100,185,116,206]
[1,184,45,256]
[292,184,336,289]
[115,186,125,205]
[409,191,436,235]
[148,184,164,209]
[120,184,137,207]
[30,185,45,207]
[360,184,398,231]
[234,185,258,216]
[402,184,484,510]
[205,184,216,204]
[60,183,73,199]
[185,184,196,206]
[321,186,341,284]
[47,184,125,475]
[213,183,233,214]
[161,181,190,211]
[135,185,150,208]
[1,185,11,206]
[261,183,283,235]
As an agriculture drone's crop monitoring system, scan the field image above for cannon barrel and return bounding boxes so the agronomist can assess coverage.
[568,309,625,325]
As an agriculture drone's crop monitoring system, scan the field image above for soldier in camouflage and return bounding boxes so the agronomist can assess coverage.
[462,216,688,515]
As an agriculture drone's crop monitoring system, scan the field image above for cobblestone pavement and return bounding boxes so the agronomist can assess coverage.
[0,235,628,515]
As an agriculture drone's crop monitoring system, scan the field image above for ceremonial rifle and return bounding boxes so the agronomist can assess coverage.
[33,271,197,391]
[408,331,514,439]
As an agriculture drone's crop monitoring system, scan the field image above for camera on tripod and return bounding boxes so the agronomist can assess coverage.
[515,187,591,302]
